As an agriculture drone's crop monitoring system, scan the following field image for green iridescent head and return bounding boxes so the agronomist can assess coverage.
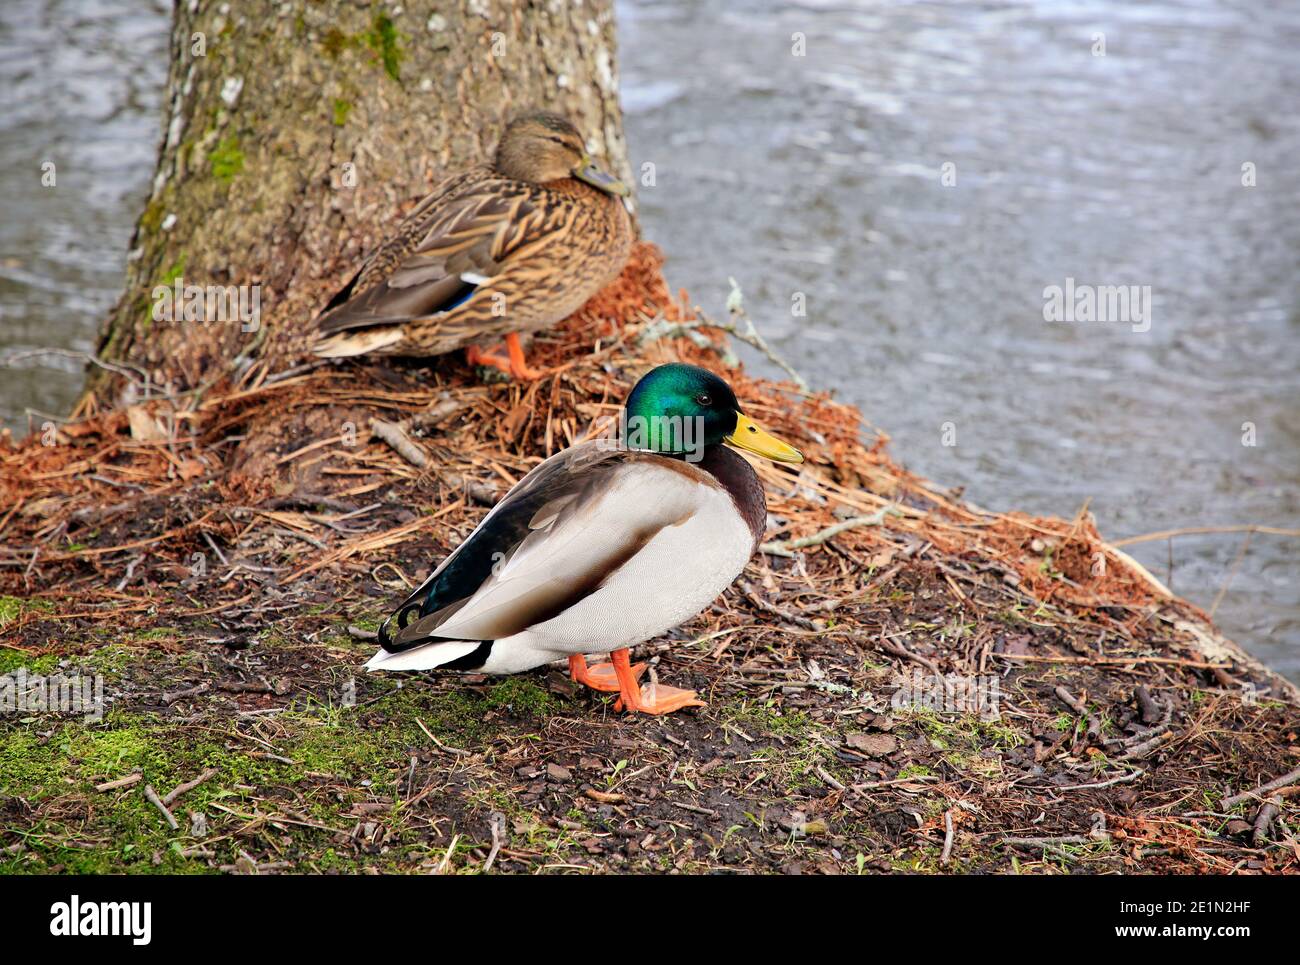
[622,363,803,463]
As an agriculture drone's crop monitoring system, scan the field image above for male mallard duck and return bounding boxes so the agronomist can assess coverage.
[313,111,632,380]
[365,363,804,714]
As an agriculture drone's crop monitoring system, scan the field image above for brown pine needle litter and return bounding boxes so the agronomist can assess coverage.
[1,240,1297,875]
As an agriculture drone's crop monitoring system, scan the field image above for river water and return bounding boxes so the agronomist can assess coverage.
[1,0,1297,678]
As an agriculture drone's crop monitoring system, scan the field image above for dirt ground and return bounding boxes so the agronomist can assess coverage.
[2,244,1297,874]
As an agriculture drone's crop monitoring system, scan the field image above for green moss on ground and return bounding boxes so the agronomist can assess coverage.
[485,677,559,717]
[0,677,511,874]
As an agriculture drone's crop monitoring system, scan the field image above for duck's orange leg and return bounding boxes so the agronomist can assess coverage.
[569,653,645,693]
[465,332,544,380]
[609,648,705,715]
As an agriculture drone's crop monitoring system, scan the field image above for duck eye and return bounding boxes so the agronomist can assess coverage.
[695,393,712,406]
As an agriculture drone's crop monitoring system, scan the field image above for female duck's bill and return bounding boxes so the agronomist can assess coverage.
[573,155,630,196]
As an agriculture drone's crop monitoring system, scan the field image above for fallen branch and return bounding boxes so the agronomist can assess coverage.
[1,347,152,391]
[1252,798,1281,847]
[483,812,506,873]
[1135,685,1162,725]
[162,767,218,807]
[371,418,497,505]
[1111,524,1300,547]
[1118,730,1173,762]
[370,417,428,468]
[1210,530,1253,618]
[1223,764,1300,809]
[95,772,142,793]
[1052,768,1145,792]
[1055,685,1103,746]
[737,579,823,631]
[761,507,898,557]
[415,717,469,756]
[1000,833,1109,849]
[671,801,720,818]
[162,682,211,705]
[639,277,809,391]
[878,635,940,674]
[143,784,179,830]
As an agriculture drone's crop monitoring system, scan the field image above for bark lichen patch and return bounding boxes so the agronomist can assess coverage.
[319,16,404,84]
[364,14,404,83]
[209,136,245,183]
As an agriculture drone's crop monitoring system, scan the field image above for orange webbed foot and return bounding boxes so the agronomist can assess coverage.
[614,679,706,715]
[465,343,512,377]
[569,654,647,693]
[465,333,545,381]
[608,649,705,715]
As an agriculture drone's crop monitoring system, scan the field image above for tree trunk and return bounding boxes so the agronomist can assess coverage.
[91,0,630,402]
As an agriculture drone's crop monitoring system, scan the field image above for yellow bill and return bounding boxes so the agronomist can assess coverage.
[726,413,804,464]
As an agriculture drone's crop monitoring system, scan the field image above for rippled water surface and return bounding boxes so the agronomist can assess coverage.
[1,1,1297,677]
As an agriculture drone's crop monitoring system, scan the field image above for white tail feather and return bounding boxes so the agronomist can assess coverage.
[314,327,404,358]
[365,639,481,672]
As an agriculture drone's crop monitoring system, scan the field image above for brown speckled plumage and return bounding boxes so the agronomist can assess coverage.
[313,113,632,359]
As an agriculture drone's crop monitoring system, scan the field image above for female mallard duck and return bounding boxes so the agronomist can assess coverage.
[313,111,632,380]
[365,363,804,714]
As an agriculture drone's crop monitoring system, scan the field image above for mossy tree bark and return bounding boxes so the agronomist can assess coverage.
[92,0,631,402]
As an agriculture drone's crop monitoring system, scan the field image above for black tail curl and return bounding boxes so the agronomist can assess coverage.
[377,600,426,652]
